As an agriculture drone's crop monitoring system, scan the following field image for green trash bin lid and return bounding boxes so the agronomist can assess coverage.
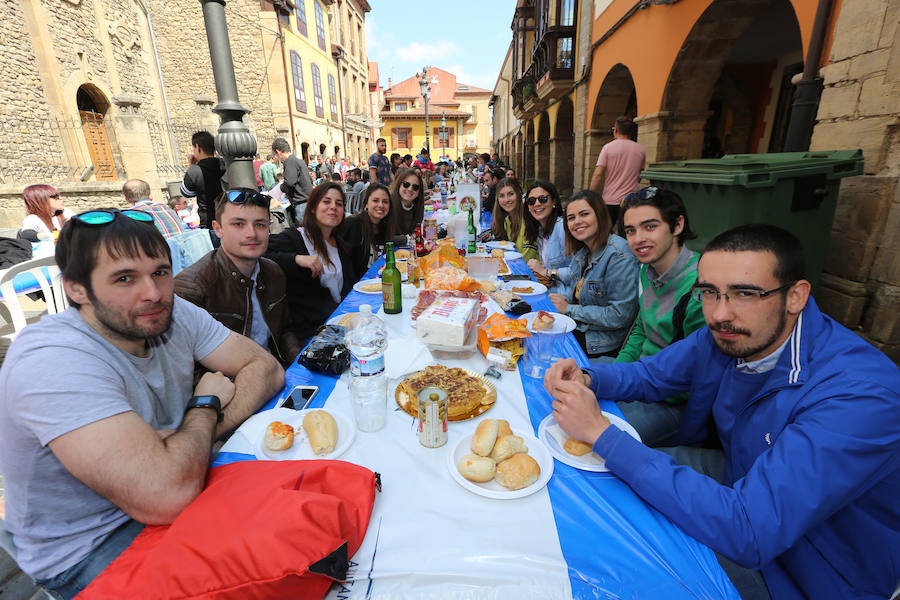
[642,150,863,188]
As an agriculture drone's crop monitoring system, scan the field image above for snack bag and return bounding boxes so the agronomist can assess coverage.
[424,265,480,292]
[477,313,531,370]
[418,244,467,274]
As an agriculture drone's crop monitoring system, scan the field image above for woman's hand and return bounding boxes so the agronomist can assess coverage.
[527,259,546,277]
[295,254,324,277]
[549,293,568,313]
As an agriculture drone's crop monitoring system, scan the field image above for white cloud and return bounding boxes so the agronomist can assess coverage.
[442,63,498,91]
[394,41,461,65]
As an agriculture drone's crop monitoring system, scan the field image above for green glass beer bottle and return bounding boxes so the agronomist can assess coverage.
[466,208,477,255]
[382,242,402,314]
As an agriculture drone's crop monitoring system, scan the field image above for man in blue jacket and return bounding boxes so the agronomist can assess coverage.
[546,224,899,600]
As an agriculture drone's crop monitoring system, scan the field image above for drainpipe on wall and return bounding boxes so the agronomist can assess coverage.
[135,0,180,166]
[275,3,297,149]
[783,0,834,152]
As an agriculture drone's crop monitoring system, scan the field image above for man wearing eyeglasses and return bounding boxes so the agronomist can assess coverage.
[0,210,284,598]
[545,224,899,600]
[174,190,301,365]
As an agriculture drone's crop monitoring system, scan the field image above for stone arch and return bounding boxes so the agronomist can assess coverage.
[551,95,575,197]
[659,0,803,159]
[76,84,117,181]
[536,111,550,180]
[584,63,636,187]
[524,119,535,181]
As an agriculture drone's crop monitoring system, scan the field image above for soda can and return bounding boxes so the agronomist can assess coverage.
[417,386,448,448]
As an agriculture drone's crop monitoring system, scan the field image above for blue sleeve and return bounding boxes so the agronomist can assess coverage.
[594,380,900,569]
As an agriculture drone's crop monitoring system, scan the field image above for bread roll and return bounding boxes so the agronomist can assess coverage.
[359,282,382,292]
[470,419,499,457]
[490,434,528,462]
[264,421,294,451]
[457,454,496,482]
[302,410,338,455]
[564,437,593,456]
[495,454,541,490]
[496,419,513,439]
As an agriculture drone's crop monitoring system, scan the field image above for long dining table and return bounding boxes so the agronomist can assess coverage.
[214,254,739,600]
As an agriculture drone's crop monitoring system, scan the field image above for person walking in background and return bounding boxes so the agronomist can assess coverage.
[272,137,313,226]
[589,117,646,224]
[368,138,392,186]
[123,179,184,239]
[180,130,225,230]
[259,154,279,190]
[20,184,73,238]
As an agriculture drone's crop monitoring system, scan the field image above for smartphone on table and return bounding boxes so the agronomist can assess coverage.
[277,385,319,410]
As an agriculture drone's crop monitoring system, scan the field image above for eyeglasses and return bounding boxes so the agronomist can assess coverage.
[225,189,270,208]
[525,195,550,207]
[73,209,155,226]
[401,181,421,192]
[622,187,659,206]
[691,282,794,306]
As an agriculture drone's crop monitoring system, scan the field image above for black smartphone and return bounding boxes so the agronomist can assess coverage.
[501,274,533,281]
[278,385,319,410]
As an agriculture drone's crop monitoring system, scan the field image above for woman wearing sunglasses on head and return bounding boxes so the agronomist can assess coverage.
[265,182,354,343]
[549,189,640,360]
[389,168,425,245]
[339,183,394,280]
[21,184,73,239]
[489,177,538,262]
[522,179,570,283]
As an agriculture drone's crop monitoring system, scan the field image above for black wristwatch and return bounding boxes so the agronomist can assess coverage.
[186,395,223,422]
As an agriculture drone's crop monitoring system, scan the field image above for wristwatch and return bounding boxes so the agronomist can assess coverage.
[186,395,223,422]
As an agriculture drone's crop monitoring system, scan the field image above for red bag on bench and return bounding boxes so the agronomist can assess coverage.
[77,460,378,600]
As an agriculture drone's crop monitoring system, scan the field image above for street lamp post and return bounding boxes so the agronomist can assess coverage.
[441,112,446,160]
[419,67,430,152]
[199,0,257,190]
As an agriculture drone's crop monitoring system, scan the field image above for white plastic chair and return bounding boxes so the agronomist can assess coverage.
[0,256,68,336]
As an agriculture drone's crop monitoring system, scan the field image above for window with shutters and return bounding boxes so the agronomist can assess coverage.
[328,74,338,121]
[290,51,307,113]
[433,127,454,150]
[393,101,408,112]
[314,1,326,50]
[311,63,324,118]
[393,128,411,148]
[295,0,307,36]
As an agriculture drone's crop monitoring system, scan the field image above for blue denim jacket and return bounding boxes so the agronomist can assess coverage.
[550,234,639,354]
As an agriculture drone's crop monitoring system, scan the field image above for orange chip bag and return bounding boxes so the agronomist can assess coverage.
[477,313,532,357]
[424,265,480,292]
[418,244,466,274]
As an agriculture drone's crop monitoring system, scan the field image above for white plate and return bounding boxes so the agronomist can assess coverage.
[500,281,547,297]
[537,413,641,472]
[378,261,409,282]
[446,428,554,499]
[521,311,576,333]
[326,312,357,327]
[486,240,515,250]
[504,251,523,260]
[255,408,356,461]
[353,278,384,294]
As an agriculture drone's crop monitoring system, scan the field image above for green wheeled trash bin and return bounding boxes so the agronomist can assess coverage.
[641,150,863,290]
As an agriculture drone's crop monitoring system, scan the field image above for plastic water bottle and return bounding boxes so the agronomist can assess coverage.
[346,304,388,432]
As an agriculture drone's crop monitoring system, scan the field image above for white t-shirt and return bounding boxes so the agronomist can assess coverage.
[300,227,343,303]
[21,208,75,234]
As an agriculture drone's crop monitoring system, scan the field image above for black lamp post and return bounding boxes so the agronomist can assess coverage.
[199,0,257,190]
[419,67,431,152]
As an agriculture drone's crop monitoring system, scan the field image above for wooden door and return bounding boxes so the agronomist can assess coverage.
[79,110,117,181]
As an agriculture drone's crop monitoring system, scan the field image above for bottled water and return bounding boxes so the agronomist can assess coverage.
[346,304,388,432]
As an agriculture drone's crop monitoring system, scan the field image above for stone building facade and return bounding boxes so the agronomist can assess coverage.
[332,0,374,166]
[0,0,279,228]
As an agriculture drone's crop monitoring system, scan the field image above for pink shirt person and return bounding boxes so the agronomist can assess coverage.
[595,138,645,206]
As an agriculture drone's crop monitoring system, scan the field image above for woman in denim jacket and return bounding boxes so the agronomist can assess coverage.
[523,179,571,282]
[549,189,640,358]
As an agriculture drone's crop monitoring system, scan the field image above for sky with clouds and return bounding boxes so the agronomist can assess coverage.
[365,1,517,92]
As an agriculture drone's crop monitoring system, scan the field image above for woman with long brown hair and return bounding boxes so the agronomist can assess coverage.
[389,167,425,244]
[490,177,537,262]
[548,189,639,359]
[265,181,355,342]
[21,184,72,237]
[340,183,394,279]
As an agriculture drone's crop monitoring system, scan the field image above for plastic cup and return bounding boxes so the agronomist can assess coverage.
[523,330,563,378]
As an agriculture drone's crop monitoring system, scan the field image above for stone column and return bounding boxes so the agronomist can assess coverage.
[582,128,612,188]
[111,95,162,191]
[632,111,672,164]
[194,96,219,136]
[549,135,575,197]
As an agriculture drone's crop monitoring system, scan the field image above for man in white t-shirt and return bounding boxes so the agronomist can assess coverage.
[0,209,284,598]
[589,116,646,224]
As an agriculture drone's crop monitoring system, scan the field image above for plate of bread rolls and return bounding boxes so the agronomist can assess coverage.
[447,417,554,499]
[537,413,641,472]
[256,407,355,461]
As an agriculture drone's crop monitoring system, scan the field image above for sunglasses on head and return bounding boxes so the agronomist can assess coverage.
[73,209,155,226]
[225,189,270,208]
[48,193,61,199]
[401,180,420,192]
[622,187,659,206]
[525,195,551,207]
